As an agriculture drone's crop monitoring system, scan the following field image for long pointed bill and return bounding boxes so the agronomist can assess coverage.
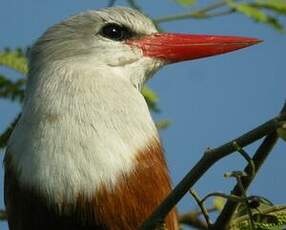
[127,33,261,63]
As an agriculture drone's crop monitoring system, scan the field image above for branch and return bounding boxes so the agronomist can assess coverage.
[107,0,117,7]
[230,173,256,229]
[230,205,286,228]
[189,189,212,227]
[154,0,229,23]
[212,103,286,229]
[233,142,255,178]
[179,212,208,230]
[205,9,234,18]
[126,0,142,11]
[212,131,283,227]
[179,207,218,229]
[140,103,286,230]
[202,192,244,204]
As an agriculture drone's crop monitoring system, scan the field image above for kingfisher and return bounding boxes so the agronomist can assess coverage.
[4,7,260,230]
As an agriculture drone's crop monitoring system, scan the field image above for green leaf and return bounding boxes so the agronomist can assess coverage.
[277,122,286,141]
[227,1,284,31]
[0,113,21,149]
[175,0,197,6]
[0,74,26,102]
[156,119,171,130]
[252,213,279,224]
[255,0,286,15]
[230,205,286,230]
[142,85,160,112]
[213,196,226,211]
[0,209,7,221]
[0,49,28,75]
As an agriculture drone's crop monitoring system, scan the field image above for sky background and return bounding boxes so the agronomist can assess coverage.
[0,0,285,229]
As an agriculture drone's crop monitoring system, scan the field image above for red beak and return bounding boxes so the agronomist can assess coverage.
[127,33,262,63]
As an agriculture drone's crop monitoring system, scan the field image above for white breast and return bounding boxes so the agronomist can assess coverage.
[7,60,159,204]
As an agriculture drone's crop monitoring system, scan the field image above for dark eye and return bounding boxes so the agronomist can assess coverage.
[100,23,132,41]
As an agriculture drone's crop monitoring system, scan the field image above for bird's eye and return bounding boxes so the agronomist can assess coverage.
[100,23,132,41]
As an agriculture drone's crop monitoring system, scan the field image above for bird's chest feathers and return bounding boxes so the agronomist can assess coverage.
[5,139,175,229]
[8,72,159,205]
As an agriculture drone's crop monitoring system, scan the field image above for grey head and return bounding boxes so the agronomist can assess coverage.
[28,7,261,90]
[29,7,161,88]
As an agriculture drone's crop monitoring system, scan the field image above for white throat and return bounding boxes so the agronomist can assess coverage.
[8,59,159,203]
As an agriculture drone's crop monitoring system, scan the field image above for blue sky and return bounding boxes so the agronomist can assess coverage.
[1,0,285,229]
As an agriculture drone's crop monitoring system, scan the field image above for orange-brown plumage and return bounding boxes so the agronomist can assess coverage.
[5,140,177,229]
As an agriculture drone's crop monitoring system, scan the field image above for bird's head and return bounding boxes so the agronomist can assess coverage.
[29,7,261,89]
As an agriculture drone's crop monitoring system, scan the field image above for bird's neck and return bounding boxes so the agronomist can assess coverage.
[8,61,160,204]
[6,60,178,229]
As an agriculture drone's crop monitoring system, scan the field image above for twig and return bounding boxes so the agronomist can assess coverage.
[212,103,286,229]
[189,189,212,226]
[231,205,286,226]
[179,206,218,229]
[124,0,165,32]
[191,0,227,14]
[180,194,273,229]
[205,9,234,18]
[201,192,244,204]
[107,0,117,7]
[154,0,228,23]
[212,133,278,229]
[179,211,208,230]
[236,174,255,229]
[140,105,286,230]
[233,141,256,178]
[126,0,142,11]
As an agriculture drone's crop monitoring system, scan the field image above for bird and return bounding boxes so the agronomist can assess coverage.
[4,7,260,230]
